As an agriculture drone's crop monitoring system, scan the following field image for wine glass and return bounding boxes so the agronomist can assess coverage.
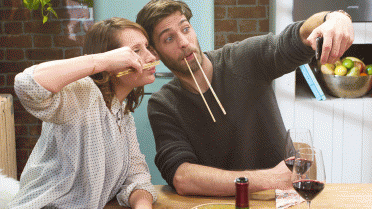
[292,147,326,209]
[284,128,313,171]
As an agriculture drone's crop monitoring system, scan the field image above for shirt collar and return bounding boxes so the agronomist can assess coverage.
[111,96,126,115]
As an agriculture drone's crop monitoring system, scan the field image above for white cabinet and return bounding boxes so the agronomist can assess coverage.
[272,0,372,183]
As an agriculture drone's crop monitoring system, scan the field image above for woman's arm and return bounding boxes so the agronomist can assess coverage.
[33,46,144,93]
[33,54,98,93]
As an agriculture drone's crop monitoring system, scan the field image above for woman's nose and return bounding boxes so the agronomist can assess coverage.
[144,48,157,63]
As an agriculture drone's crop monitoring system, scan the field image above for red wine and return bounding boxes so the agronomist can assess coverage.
[285,156,295,171]
[294,158,313,175]
[293,179,325,201]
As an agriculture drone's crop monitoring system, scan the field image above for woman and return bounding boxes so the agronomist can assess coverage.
[8,17,158,209]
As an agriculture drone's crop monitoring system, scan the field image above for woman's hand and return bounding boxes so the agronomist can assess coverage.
[128,189,154,209]
[95,46,144,75]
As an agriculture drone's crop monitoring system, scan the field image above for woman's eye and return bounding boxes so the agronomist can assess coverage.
[134,49,140,53]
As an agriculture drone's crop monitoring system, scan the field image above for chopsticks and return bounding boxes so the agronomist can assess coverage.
[116,60,160,77]
[184,58,216,122]
[193,52,226,115]
[184,52,226,122]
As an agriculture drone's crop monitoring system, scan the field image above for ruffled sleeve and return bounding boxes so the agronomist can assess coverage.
[14,65,101,124]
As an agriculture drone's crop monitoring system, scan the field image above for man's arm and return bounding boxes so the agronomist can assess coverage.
[300,11,354,64]
[173,161,292,196]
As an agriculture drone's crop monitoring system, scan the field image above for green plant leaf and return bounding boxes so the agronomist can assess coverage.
[85,0,93,7]
[23,0,31,9]
[43,15,48,24]
[47,7,58,18]
[24,0,91,23]
[23,0,40,10]
[41,0,51,7]
[31,0,40,10]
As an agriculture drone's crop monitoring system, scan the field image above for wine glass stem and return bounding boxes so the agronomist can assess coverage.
[307,200,311,209]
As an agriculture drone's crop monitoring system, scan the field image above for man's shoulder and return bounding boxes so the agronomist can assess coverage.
[206,33,275,57]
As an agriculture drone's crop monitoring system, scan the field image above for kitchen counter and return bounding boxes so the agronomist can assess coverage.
[104,184,372,208]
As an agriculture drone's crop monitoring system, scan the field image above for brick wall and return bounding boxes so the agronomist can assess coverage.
[214,0,270,49]
[0,0,93,179]
[0,0,271,179]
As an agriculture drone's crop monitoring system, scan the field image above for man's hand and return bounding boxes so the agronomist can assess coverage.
[305,11,354,64]
[266,161,293,190]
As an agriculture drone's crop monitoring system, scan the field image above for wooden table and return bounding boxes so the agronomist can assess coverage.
[104,184,372,208]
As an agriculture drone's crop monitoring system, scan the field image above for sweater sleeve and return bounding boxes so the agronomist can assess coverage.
[147,90,199,188]
[209,21,314,82]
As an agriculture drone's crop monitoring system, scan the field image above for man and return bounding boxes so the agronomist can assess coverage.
[136,0,353,196]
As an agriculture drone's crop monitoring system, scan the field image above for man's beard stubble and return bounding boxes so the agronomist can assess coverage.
[157,41,203,76]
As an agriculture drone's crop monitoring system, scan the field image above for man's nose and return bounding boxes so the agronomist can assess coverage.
[178,33,189,49]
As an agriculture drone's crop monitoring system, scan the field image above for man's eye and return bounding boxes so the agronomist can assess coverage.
[183,26,190,33]
[165,36,173,43]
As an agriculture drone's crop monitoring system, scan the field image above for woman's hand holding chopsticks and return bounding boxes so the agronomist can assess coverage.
[33,46,144,93]
[93,46,144,76]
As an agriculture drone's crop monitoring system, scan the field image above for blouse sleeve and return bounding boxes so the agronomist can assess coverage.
[14,65,101,124]
[116,113,157,207]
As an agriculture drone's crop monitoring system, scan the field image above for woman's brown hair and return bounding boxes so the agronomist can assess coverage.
[83,17,149,114]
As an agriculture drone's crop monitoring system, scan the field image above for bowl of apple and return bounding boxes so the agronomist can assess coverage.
[319,57,372,98]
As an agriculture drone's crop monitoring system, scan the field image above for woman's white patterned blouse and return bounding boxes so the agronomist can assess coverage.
[8,66,157,209]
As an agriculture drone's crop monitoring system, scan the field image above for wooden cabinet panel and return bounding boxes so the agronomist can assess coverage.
[362,99,372,183]
[366,23,372,43]
[332,102,344,183]
[313,101,334,183]
[353,23,366,44]
[0,94,17,179]
[342,100,364,183]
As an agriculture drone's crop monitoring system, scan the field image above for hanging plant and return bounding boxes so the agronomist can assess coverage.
[23,0,94,23]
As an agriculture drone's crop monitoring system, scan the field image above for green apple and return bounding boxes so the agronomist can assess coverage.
[366,65,372,75]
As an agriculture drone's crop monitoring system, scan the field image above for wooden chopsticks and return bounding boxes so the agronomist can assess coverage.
[193,52,226,115]
[116,60,160,77]
[184,53,226,122]
[184,58,216,122]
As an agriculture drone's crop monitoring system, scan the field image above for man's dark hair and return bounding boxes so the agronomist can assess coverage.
[136,0,192,46]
